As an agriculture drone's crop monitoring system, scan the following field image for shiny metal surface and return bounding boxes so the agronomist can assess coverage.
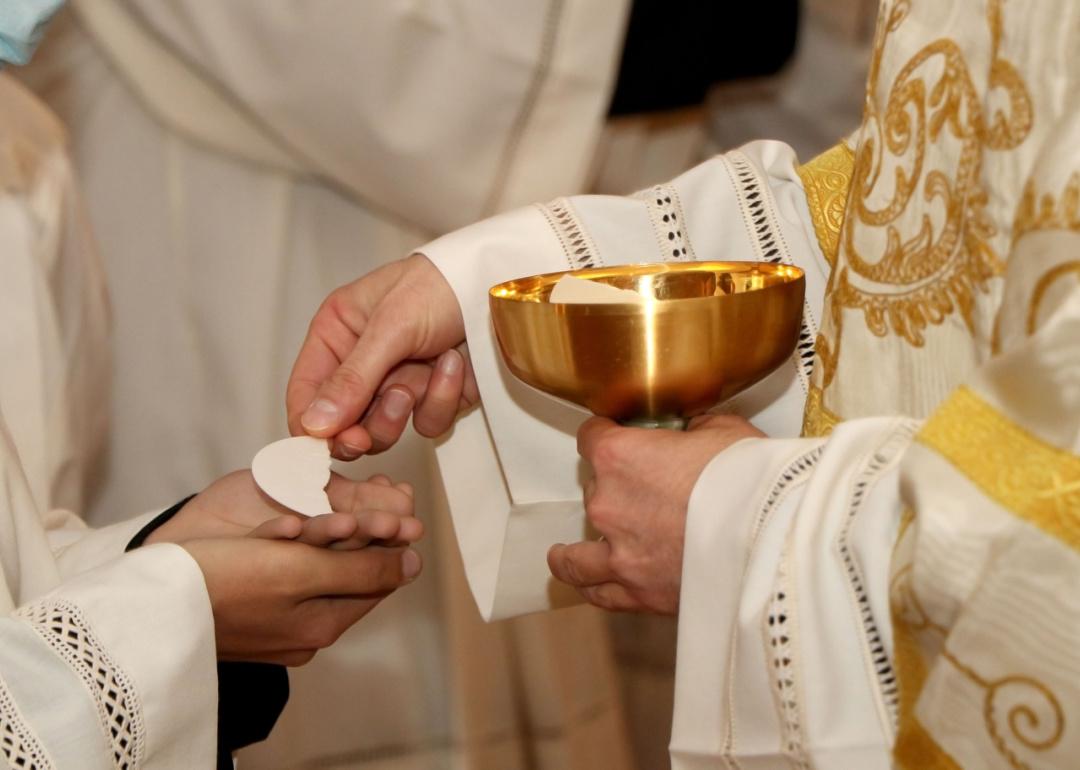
[489,262,805,423]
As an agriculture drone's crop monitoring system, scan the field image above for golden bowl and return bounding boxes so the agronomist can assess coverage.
[489,261,805,427]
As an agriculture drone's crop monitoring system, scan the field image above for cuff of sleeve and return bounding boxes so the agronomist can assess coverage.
[671,436,823,761]
[125,494,197,551]
[48,544,218,768]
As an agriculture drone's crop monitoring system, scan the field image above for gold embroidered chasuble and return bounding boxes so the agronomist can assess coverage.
[794,1,1080,767]
[411,1,1078,766]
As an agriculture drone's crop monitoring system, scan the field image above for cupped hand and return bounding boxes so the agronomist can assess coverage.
[145,469,419,546]
[548,414,764,615]
[286,254,479,460]
[183,537,422,666]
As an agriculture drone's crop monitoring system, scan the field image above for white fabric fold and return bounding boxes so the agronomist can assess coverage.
[673,418,915,769]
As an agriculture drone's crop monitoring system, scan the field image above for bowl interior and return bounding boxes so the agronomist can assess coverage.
[490,261,803,304]
[489,261,806,422]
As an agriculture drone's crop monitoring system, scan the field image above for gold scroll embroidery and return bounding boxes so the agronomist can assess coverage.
[891,566,963,770]
[801,385,842,438]
[795,142,855,269]
[1014,173,1080,239]
[1027,261,1080,336]
[917,386,1080,551]
[831,0,1034,347]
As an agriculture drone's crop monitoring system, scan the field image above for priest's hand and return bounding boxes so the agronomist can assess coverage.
[183,537,422,666]
[286,254,479,460]
[548,414,764,614]
[145,469,421,547]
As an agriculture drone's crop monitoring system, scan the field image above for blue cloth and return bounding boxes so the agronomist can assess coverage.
[0,0,65,66]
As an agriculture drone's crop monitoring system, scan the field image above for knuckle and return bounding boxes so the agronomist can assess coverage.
[584,585,618,612]
[561,555,583,586]
[585,497,615,530]
[589,432,625,471]
[329,365,368,397]
[364,551,403,591]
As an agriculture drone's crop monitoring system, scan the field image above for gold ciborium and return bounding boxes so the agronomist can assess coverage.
[489,261,805,429]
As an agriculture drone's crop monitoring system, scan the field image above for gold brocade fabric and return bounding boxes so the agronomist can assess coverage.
[918,387,1080,552]
[795,141,855,270]
[796,1,1080,767]
[796,142,854,436]
[800,385,841,438]
[807,0,1045,424]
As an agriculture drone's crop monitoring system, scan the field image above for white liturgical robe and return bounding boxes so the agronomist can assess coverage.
[17,1,694,766]
[0,74,218,769]
[422,1,1080,767]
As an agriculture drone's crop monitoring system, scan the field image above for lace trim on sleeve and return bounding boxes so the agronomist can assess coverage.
[637,183,697,262]
[836,421,918,733]
[16,600,144,769]
[538,198,603,271]
[724,446,823,758]
[721,150,818,393]
[765,545,810,770]
[0,677,54,770]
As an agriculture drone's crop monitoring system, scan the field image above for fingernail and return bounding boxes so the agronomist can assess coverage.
[402,549,422,579]
[339,443,363,460]
[382,389,412,420]
[302,399,340,432]
[439,350,462,375]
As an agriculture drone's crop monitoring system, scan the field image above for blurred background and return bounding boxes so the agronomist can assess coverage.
[9,1,874,768]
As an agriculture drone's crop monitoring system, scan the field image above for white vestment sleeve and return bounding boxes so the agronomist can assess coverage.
[423,141,830,619]
[672,418,914,769]
[0,546,218,770]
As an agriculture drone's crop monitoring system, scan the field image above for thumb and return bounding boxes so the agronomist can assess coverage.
[299,312,417,437]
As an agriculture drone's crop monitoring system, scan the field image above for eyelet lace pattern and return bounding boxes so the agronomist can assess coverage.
[722,150,818,391]
[539,198,602,271]
[16,600,143,769]
[0,676,53,770]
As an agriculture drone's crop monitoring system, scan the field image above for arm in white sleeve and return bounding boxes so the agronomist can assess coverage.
[671,127,1080,769]
[0,546,218,770]
[422,140,831,619]
[0,423,217,770]
[673,418,912,769]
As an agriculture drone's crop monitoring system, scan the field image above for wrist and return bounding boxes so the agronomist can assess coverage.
[128,494,197,550]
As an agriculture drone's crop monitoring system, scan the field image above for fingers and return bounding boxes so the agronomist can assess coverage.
[248,515,304,541]
[298,310,418,438]
[333,425,373,460]
[576,582,640,612]
[308,545,423,597]
[576,416,622,463]
[293,513,362,547]
[548,540,615,588]
[326,474,414,517]
[360,386,415,454]
[413,349,465,437]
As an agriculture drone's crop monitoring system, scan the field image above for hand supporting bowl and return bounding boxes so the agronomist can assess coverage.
[489,261,805,429]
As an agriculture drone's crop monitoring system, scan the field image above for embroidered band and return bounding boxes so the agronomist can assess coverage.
[0,676,53,770]
[917,386,1080,552]
[640,183,696,262]
[17,600,144,769]
[538,198,602,271]
[723,150,818,391]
